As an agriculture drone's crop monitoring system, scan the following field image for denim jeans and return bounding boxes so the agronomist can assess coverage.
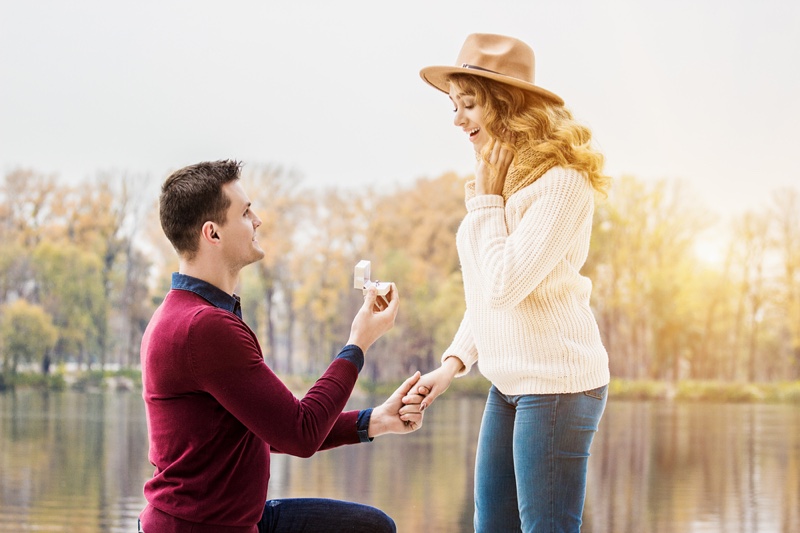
[474,384,608,533]
[258,498,396,533]
[139,499,395,533]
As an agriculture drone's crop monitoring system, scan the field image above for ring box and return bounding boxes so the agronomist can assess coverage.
[354,260,391,300]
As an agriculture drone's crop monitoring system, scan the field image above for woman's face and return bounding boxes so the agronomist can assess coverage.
[449,83,489,152]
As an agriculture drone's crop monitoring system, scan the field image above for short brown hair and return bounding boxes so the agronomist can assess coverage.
[159,160,242,258]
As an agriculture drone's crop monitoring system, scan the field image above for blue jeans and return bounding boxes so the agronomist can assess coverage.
[474,384,608,533]
[258,498,396,533]
[138,499,395,533]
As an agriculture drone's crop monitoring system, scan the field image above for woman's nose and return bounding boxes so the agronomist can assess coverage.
[453,109,465,127]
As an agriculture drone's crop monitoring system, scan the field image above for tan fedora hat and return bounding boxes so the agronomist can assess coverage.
[420,33,563,105]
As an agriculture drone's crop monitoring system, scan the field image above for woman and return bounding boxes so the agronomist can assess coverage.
[406,33,611,532]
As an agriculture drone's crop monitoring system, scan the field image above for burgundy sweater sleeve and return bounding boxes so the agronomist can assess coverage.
[189,307,361,457]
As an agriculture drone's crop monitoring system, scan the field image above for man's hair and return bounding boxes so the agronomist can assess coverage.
[159,159,242,259]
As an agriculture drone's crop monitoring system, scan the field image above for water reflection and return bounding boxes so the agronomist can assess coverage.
[584,401,800,533]
[0,390,798,532]
[0,391,152,532]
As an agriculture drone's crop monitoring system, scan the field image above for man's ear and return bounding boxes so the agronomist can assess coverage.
[201,221,220,244]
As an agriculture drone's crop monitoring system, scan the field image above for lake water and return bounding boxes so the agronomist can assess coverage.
[0,389,798,532]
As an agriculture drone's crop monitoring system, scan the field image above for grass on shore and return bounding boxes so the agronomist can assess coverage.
[2,369,800,404]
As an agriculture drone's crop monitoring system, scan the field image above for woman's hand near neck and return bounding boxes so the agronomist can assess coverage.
[475,138,514,196]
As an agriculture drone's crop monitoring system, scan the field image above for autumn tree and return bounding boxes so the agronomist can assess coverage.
[771,188,800,378]
[291,187,367,375]
[242,165,308,370]
[0,299,58,375]
[586,176,712,380]
[31,240,106,368]
[726,211,772,381]
[0,168,59,248]
[361,172,467,377]
[52,173,152,368]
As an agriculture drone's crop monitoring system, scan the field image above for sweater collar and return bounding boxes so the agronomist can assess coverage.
[171,272,242,319]
[464,142,556,202]
[501,143,556,199]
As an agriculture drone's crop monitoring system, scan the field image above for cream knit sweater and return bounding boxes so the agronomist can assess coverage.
[443,165,610,395]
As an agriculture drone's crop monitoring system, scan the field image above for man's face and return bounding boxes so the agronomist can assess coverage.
[217,181,265,269]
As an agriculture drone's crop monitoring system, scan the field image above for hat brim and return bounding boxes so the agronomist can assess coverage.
[420,65,564,106]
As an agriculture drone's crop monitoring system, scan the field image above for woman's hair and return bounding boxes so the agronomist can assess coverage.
[449,74,611,196]
[159,159,242,259]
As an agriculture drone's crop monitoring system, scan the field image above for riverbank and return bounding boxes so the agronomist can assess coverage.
[2,369,800,404]
[364,375,800,403]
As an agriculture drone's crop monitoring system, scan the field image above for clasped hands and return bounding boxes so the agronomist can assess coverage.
[394,356,463,428]
[374,361,456,438]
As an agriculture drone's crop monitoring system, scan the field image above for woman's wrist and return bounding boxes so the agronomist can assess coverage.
[442,355,464,377]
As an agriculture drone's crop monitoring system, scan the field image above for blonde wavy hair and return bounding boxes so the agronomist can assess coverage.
[449,74,611,197]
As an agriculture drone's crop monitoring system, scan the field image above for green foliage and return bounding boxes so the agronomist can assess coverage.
[4,371,66,391]
[2,167,800,386]
[609,379,800,404]
[609,379,672,400]
[0,299,58,374]
[32,240,106,361]
[675,381,764,402]
[70,370,107,392]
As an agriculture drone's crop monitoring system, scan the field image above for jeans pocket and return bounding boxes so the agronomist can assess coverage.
[583,384,608,400]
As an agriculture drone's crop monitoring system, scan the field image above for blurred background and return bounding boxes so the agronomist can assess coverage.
[1,1,799,531]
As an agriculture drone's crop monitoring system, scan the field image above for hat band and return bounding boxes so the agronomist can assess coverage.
[461,63,501,75]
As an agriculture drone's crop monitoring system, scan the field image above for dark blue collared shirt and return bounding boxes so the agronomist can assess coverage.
[169,272,373,441]
[171,272,243,318]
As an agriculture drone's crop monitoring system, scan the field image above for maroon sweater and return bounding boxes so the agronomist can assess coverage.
[140,282,364,532]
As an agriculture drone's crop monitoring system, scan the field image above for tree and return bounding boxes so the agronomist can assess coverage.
[0,299,57,375]
[291,187,366,375]
[0,168,59,248]
[361,172,467,376]
[243,165,308,371]
[31,240,106,367]
[585,176,712,379]
[727,211,771,381]
[52,173,150,368]
[771,188,800,378]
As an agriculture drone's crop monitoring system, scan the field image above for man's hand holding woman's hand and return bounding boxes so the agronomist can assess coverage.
[401,356,463,413]
[369,371,425,437]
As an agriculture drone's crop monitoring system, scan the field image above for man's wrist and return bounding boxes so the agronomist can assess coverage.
[345,335,371,354]
[357,408,373,442]
[336,344,364,372]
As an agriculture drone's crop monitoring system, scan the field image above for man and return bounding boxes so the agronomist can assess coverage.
[139,160,422,532]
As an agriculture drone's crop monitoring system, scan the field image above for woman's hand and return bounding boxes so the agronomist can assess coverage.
[475,138,514,196]
[401,356,463,412]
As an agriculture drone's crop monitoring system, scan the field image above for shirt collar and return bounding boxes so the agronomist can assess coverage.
[171,272,243,319]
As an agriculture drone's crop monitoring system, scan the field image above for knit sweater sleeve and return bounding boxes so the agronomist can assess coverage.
[441,311,479,377]
[459,167,593,310]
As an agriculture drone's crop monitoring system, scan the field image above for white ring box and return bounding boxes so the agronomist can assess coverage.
[354,260,391,301]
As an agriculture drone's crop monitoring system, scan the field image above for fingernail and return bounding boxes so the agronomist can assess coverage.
[420,403,426,412]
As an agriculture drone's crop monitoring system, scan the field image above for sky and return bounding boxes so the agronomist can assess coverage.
[2,0,799,218]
